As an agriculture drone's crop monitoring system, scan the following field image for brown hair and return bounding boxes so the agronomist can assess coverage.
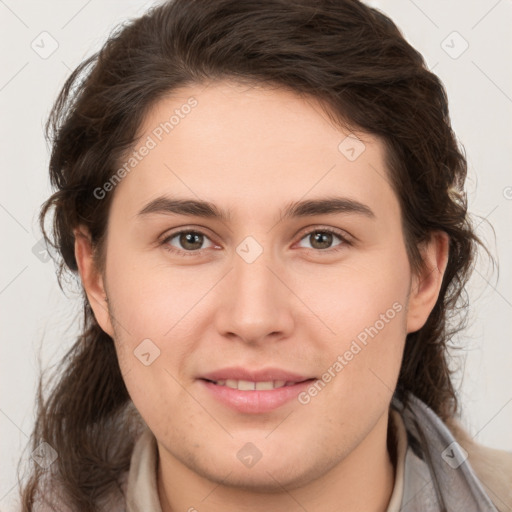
[19,0,487,509]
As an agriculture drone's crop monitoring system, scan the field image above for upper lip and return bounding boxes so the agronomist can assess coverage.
[199,367,314,383]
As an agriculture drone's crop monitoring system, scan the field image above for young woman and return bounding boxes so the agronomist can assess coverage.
[19,0,512,510]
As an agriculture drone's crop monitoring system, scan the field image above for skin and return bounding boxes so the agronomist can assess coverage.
[75,80,449,512]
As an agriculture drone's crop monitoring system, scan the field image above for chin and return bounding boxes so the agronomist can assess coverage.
[206,465,311,493]
[190,449,327,493]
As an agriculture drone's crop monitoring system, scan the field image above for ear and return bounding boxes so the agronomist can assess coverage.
[406,231,450,334]
[74,226,114,338]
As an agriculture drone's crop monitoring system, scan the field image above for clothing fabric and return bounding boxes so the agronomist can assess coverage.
[391,394,502,511]
[124,393,510,511]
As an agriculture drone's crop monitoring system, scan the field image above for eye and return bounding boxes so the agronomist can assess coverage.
[160,226,351,257]
[162,229,217,256]
[296,227,351,253]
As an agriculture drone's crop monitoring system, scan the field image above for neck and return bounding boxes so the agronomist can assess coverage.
[157,411,395,512]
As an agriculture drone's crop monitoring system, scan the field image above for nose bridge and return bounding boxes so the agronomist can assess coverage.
[217,238,292,342]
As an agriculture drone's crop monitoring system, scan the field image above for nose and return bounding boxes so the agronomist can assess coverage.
[214,241,295,345]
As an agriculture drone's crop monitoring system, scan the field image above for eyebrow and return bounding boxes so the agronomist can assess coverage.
[137,196,375,222]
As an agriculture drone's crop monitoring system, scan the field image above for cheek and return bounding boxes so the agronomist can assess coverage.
[103,249,213,410]
[302,243,410,400]
[104,242,207,338]
[301,244,410,344]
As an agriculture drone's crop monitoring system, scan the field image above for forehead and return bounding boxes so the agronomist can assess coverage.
[110,80,399,225]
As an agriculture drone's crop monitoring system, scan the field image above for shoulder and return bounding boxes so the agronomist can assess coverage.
[446,417,512,512]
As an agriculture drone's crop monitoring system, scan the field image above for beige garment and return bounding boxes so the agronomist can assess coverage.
[125,427,162,512]
[445,417,512,512]
[386,409,408,511]
[125,409,408,512]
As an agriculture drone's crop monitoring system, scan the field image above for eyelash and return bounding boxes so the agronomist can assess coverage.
[160,226,352,257]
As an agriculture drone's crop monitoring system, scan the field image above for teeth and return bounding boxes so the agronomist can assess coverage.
[238,380,256,391]
[225,379,238,389]
[255,381,273,390]
[216,379,291,390]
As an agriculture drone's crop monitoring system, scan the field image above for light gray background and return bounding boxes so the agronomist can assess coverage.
[1,0,511,509]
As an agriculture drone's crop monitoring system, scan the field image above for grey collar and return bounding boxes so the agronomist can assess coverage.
[391,393,498,511]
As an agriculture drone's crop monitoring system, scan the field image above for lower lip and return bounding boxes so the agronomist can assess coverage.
[199,379,316,414]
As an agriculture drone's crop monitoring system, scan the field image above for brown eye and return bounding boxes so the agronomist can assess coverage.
[162,230,215,255]
[296,228,350,252]
[177,232,204,251]
[309,231,334,250]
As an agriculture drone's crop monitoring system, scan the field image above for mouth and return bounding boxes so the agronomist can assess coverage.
[197,370,317,414]
[200,378,313,390]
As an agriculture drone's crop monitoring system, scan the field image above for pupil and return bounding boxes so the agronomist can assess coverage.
[312,232,332,249]
[181,232,202,249]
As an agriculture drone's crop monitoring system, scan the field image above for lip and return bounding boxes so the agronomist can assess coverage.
[197,367,316,414]
[199,367,312,383]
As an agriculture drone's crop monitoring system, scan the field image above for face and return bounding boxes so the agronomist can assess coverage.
[78,80,445,492]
